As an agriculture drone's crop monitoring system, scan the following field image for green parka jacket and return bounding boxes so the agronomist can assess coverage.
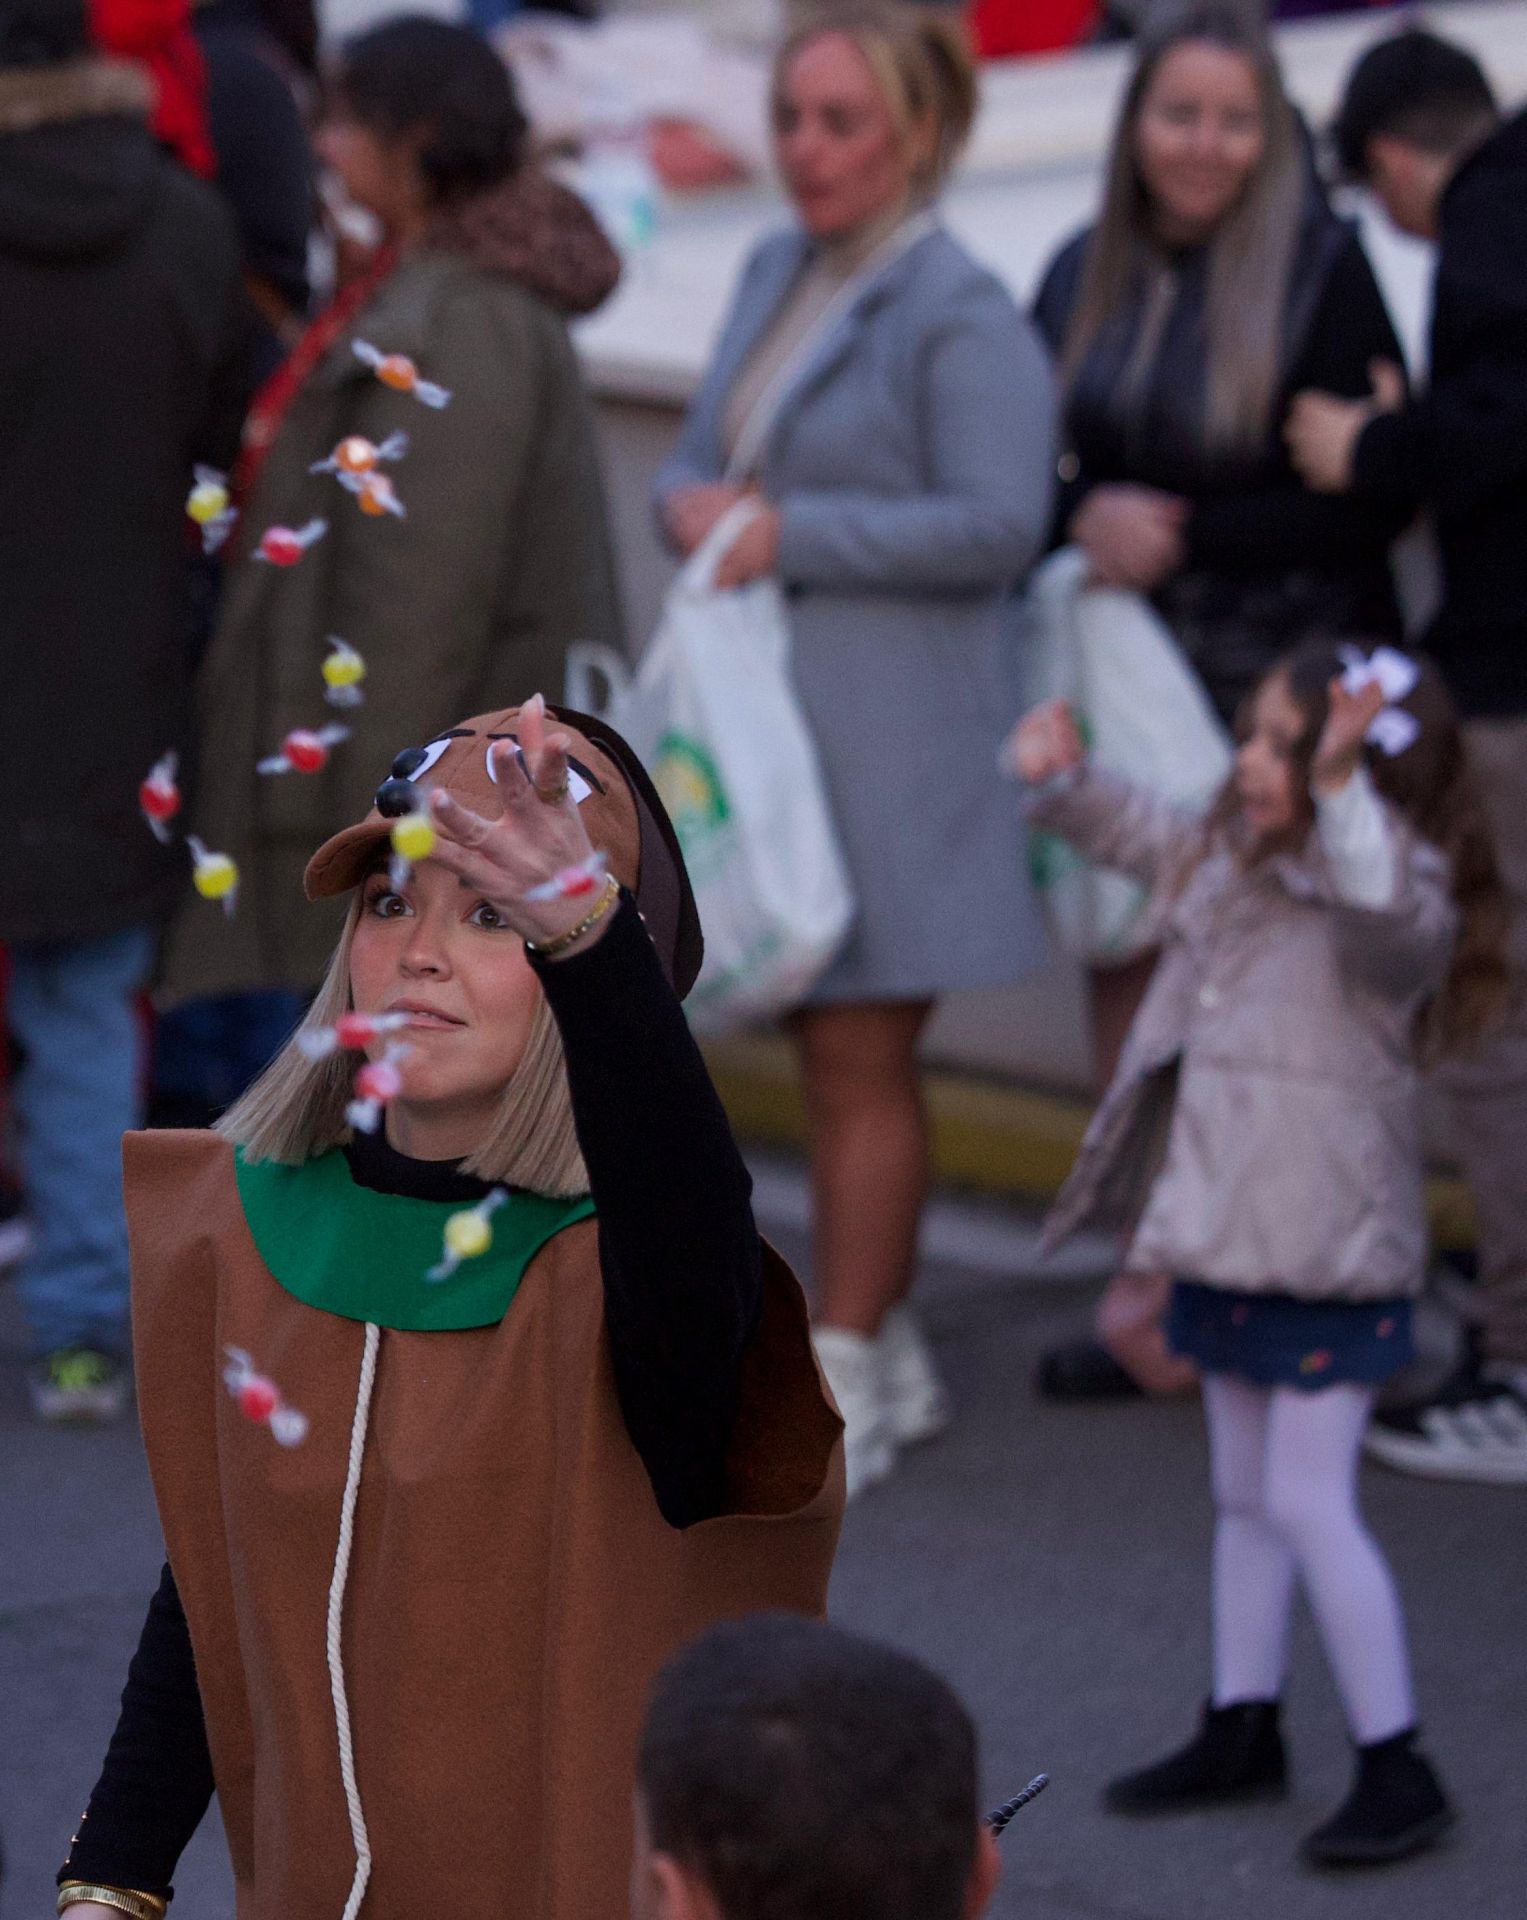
[163,175,624,999]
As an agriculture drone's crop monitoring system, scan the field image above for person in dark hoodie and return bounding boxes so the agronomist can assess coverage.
[1287,27,1527,1488]
[1029,2,1410,1405]
[156,14,625,1012]
[0,0,246,1422]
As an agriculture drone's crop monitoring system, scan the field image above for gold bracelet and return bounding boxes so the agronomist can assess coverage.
[524,875,620,961]
[57,1883,168,1920]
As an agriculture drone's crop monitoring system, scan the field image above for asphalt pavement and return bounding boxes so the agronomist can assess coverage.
[3,1169,1524,1920]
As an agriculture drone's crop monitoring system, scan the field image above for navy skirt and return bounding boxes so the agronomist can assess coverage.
[1168,1281,1414,1389]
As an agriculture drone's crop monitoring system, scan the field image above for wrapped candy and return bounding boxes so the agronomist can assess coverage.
[341,470,405,519]
[187,465,238,555]
[139,751,182,843]
[322,638,367,709]
[255,519,328,567]
[310,431,407,479]
[258,724,350,776]
[295,1010,411,1060]
[389,808,437,891]
[222,1346,309,1447]
[345,1041,411,1134]
[427,1188,508,1282]
[188,836,239,914]
[525,851,608,904]
[352,339,451,409]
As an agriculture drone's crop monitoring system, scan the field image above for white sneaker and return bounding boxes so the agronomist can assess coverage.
[876,1304,951,1446]
[812,1326,896,1501]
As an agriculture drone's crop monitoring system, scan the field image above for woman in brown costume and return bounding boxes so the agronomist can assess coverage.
[57,699,844,1920]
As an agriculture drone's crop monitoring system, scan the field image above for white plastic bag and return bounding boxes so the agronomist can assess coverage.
[565,501,854,1030]
[1022,548,1233,965]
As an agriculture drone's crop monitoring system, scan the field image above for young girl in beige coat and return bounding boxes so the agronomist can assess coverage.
[1008,640,1505,1870]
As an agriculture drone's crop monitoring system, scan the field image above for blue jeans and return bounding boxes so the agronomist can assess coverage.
[8,926,155,1356]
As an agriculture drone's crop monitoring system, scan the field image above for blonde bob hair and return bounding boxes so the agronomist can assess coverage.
[217,891,590,1197]
[773,4,979,195]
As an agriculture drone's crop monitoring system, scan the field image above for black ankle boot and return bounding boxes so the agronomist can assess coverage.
[1104,1700,1286,1815]
[1302,1729,1454,1868]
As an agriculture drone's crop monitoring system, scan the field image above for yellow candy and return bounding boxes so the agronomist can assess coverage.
[323,647,365,689]
[444,1210,493,1260]
[187,480,230,525]
[194,852,239,900]
[391,812,436,862]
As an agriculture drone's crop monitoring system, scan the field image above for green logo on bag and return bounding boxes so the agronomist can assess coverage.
[652,733,730,841]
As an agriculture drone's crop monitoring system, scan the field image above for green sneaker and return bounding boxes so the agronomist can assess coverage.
[27,1347,131,1424]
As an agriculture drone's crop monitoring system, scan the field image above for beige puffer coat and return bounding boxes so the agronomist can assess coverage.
[1036,768,1457,1301]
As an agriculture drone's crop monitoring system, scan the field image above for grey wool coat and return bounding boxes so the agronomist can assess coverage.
[655,222,1056,1003]
[1034,769,1457,1302]
[163,245,623,1000]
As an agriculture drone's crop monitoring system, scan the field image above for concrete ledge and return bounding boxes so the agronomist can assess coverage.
[703,1035,1476,1252]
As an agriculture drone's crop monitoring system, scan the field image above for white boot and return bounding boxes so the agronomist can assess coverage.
[812,1326,896,1501]
[876,1304,951,1446]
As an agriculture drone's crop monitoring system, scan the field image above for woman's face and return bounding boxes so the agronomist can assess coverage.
[347,860,542,1159]
[1235,671,1306,840]
[1133,41,1267,244]
[773,32,922,240]
[315,101,426,236]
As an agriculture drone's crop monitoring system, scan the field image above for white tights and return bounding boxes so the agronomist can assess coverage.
[1204,1374,1416,1745]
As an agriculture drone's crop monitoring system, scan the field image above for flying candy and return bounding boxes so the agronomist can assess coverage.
[525,851,609,903]
[352,339,451,409]
[258,725,350,776]
[188,836,239,914]
[222,1347,309,1446]
[322,639,367,709]
[295,1010,411,1061]
[342,470,405,519]
[311,431,407,479]
[389,809,437,891]
[186,466,238,554]
[345,1041,410,1134]
[139,751,182,843]
[427,1188,508,1282]
[255,519,328,567]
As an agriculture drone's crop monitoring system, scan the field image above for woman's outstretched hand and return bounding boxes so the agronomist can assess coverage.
[1311,675,1385,797]
[427,695,614,956]
[1004,700,1086,785]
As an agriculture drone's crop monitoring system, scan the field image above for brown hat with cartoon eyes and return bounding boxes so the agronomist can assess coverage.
[303,704,704,999]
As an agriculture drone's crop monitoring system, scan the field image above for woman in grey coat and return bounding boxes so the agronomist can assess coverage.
[654,8,1055,1496]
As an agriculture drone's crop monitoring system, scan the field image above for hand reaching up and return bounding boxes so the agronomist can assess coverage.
[1311,676,1386,797]
[1003,700,1086,785]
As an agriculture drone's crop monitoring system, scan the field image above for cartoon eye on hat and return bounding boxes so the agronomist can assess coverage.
[371,728,599,817]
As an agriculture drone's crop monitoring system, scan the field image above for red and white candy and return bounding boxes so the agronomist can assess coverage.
[139,751,181,842]
[258,724,350,776]
[295,1010,410,1060]
[255,518,328,567]
[525,851,608,903]
[345,1041,411,1133]
[222,1346,309,1447]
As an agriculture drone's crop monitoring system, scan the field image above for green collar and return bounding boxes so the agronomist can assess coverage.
[234,1148,595,1331]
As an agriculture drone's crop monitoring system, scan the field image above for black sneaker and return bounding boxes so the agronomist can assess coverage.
[1364,1360,1527,1486]
[1303,1729,1454,1868]
[1036,1339,1144,1403]
[1104,1701,1287,1815]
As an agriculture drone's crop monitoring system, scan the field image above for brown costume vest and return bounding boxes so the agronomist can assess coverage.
[126,1132,843,1919]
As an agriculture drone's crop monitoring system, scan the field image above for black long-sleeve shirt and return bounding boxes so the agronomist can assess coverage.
[63,897,761,1898]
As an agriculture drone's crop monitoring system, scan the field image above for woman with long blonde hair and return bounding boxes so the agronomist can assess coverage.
[55,699,842,1920]
[1031,2,1412,1401]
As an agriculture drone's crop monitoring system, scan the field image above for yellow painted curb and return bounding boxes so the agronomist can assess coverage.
[703,1036,1476,1250]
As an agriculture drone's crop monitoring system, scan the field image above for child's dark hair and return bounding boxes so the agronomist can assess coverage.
[637,1615,980,1920]
[333,16,527,208]
[1332,28,1497,182]
[1244,640,1508,1053]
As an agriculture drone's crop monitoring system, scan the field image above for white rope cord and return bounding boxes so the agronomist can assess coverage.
[327,1320,381,1920]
